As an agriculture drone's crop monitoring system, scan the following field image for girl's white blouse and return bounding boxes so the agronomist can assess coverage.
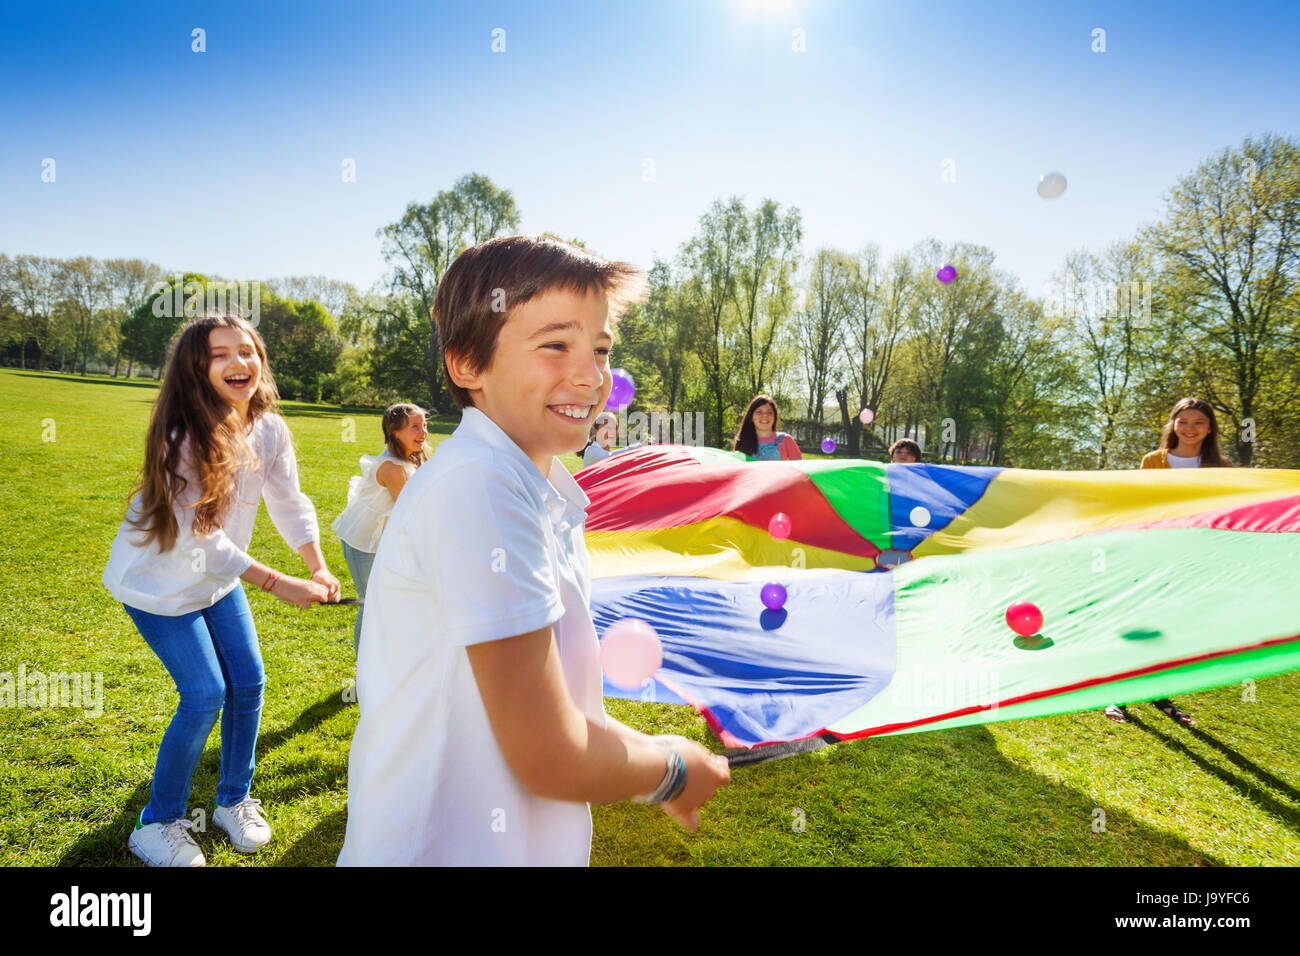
[331,450,418,553]
[102,413,320,616]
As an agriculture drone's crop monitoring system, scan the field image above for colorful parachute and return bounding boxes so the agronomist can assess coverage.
[576,445,1300,752]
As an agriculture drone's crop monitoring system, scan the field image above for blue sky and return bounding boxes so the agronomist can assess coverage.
[2,0,1297,301]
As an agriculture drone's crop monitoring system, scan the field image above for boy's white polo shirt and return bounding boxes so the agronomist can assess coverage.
[337,406,605,866]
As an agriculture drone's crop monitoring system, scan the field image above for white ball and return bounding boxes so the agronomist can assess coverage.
[909,506,931,527]
[1037,172,1067,199]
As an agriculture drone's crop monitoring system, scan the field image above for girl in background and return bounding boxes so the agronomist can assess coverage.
[582,411,620,467]
[103,314,339,867]
[581,410,654,467]
[332,404,430,653]
[1139,396,1233,469]
[733,394,802,461]
[1106,397,1233,726]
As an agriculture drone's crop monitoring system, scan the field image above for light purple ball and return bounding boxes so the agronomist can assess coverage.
[607,368,636,411]
[937,265,957,284]
[821,438,836,454]
[761,582,788,611]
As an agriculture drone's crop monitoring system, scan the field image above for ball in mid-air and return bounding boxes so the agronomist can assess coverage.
[600,618,663,689]
[607,368,636,412]
[1037,172,1067,199]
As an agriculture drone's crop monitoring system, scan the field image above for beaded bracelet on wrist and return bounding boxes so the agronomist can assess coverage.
[634,748,687,805]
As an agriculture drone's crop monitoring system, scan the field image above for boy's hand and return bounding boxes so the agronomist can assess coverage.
[311,568,341,602]
[658,739,730,831]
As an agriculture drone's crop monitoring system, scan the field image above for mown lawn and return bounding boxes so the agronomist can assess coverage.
[1,368,1296,866]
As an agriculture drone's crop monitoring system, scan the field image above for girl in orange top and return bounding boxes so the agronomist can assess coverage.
[1106,398,1233,726]
[1139,396,1234,469]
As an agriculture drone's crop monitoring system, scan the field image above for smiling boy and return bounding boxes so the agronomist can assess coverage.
[337,236,730,866]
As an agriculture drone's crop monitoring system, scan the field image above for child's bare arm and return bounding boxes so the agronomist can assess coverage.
[296,540,340,601]
[238,559,328,609]
[467,626,730,821]
[376,460,408,502]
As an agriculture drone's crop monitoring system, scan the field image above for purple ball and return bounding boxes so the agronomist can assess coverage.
[607,368,636,412]
[760,582,788,611]
[937,265,957,284]
[820,438,836,454]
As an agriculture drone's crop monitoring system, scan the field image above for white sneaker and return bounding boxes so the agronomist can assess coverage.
[213,797,272,854]
[128,814,206,867]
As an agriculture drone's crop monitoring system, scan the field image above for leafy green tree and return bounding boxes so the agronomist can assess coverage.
[123,273,206,377]
[834,247,913,457]
[796,248,852,431]
[616,259,706,422]
[1144,133,1300,466]
[736,199,802,396]
[1051,240,1161,467]
[104,258,165,376]
[907,241,1001,461]
[682,197,748,444]
[255,294,344,402]
[6,256,58,369]
[54,256,111,375]
[368,295,438,409]
[376,173,520,412]
[974,290,1062,466]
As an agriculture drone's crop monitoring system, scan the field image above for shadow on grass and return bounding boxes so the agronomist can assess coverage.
[10,371,161,390]
[254,690,352,758]
[273,808,348,866]
[594,723,1229,867]
[1127,712,1300,834]
[64,700,1292,867]
[279,404,460,434]
[56,690,351,866]
[57,781,154,866]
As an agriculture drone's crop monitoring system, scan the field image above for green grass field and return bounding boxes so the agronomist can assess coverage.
[1,367,1297,866]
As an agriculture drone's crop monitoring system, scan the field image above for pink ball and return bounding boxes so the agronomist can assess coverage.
[768,512,793,539]
[859,408,874,425]
[1005,601,1044,637]
[600,619,662,689]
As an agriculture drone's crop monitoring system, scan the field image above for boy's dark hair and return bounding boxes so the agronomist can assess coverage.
[889,438,922,460]
[433,235,648,410]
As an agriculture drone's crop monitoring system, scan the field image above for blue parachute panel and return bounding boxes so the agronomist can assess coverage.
[886,464,1002,550]
[592,572,897,746]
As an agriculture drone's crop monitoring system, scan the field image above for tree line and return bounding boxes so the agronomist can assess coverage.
[3,137,1297,468]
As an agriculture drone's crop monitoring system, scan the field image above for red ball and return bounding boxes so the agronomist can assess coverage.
[1005,601,1044,637]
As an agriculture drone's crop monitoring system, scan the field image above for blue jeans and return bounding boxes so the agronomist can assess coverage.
[338,538,375,656]
[123,586,265,825]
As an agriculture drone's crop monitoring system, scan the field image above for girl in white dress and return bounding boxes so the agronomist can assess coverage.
[332,404,430,653]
